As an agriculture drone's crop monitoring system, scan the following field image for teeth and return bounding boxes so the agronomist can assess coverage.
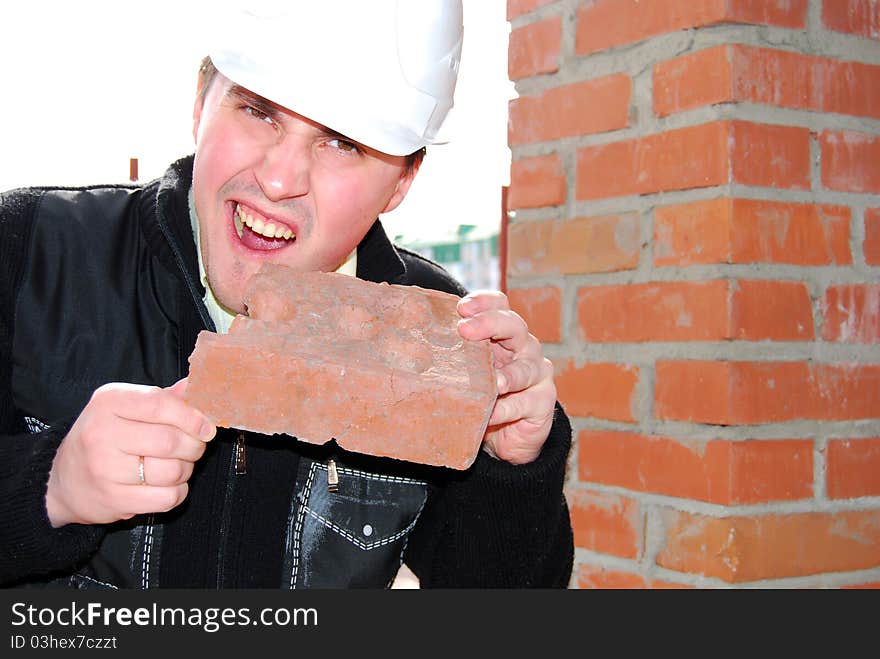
[235,204,295,241]
[234,207,243,238]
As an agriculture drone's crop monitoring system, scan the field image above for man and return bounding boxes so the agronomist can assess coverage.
[0,0,573,588]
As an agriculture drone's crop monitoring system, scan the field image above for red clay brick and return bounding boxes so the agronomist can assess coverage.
[732,46,880,119]
[654,198,852,266]
[578,280,730,342]
[507,286,562,343]
[507,214,640,276]
[826,438,880,499]
[656,361,880,424]
[821,284,880,343]
[730,121,811,190]
[730,200,851,265]
[509,74,631,145]
[553,360,638,422]
[509,16,562,80]
[567,489,642,559]
[866,208,880,265]
[508,153,566,210]
[654,45,733,117]
[655,45,880,119]
[577,123,730,199]
[186,266,497,469]
[577,565,692,589]
[654,198,733,265]
[576,0,807,55]
[656,509,880,582]
[578,430,813,504]
[731,279,815,341]
[728,0,809,28]
[507,0,556,21]
[575,279,812,342]
[821,130,880,193]
[577,565,648,589]
[576,121,809,200]
[822,0,880,39]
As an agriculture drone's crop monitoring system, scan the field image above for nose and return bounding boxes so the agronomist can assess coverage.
[253,134,310,202]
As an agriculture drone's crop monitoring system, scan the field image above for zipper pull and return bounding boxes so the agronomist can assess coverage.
[327,458,339,493]
[234,432,247,475]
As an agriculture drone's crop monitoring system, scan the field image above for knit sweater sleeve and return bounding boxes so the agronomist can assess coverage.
[404,402,574,588]
[0,190,105,585]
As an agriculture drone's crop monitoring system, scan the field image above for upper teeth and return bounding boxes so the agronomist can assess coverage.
[235,204,295,240]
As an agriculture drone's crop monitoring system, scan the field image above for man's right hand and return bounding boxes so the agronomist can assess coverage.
[45,378,216,528]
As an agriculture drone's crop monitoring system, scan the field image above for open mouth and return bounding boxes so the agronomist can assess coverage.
[233,202,296,251]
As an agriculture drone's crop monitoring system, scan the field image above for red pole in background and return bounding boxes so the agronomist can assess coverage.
[499,186,508,294]
[129,158,139,182]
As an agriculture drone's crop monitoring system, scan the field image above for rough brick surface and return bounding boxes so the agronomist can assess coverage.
[553,360,638,422]
[509,16,562,80]
[821,284,880,343]
[567,489,642,559]
[578,430,814,504]
[508,214,641,275]
[575,0,807,55]
[508,153,566,209]
[826,438,880,499]
[654,198,852,266]
[822,0,880,40]
[655,361,880,424]
[186,265,497,469]
[821,130,880,193]
[509,74,631,145]
[578,565,691,589]
[656,509,880,582]
[654,45,880,119]
[507,286,562,343]
[576,279,814,342]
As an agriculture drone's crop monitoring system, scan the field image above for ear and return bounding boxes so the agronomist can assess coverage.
[380,158,421,214]
[192,88,206,144]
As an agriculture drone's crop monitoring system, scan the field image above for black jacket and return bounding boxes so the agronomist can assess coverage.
[0,156,573,588]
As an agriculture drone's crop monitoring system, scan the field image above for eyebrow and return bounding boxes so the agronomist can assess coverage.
[226,83,367,151]
[227,85,281,119]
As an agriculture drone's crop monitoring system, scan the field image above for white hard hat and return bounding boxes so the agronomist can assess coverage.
[206,0,463,156]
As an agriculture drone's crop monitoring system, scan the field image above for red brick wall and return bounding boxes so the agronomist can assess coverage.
[506,0,880,588]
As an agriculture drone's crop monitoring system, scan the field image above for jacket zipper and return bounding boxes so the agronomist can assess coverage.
[216,431,245,588]
[327,458,339,492]
[234,432,247,475]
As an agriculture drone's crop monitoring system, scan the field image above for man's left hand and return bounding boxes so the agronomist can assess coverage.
[457,291,556,465]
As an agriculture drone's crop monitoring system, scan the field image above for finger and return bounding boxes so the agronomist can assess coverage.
[496,356,554,396]
[457,290,510,317]
[166,377,189,398]
[457,309,535,353]
[99,383,215,440]
[489,379,557,427]
[117,483,190,516]
[118,420,210,462]
[138,457,195,488]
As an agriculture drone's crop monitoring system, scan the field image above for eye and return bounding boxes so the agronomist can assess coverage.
[244,105,274,126]
[327,137,361,155]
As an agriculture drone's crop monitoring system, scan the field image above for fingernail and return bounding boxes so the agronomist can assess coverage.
[496,371,507,392]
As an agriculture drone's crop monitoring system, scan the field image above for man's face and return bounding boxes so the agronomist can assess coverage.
[191,73,418,314]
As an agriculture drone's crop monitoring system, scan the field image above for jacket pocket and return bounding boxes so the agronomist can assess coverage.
[284,459,427,589]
